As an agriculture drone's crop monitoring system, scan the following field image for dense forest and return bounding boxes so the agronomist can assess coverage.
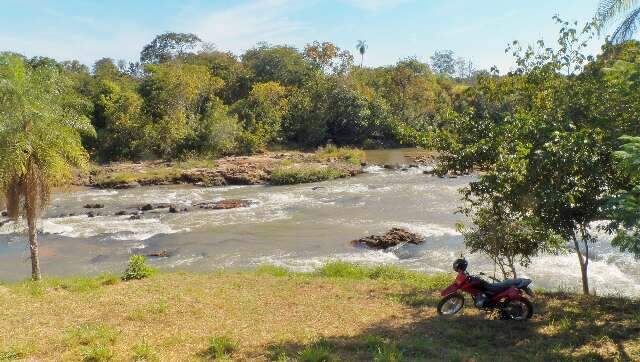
[3,34,478,162]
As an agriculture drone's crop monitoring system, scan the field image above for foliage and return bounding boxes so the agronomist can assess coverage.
[303,41,353,75]
[140,32,201,64]
[436,18,629,293]
[270,166,347,185]
[232,81,289,153]
[122,255,156,281]
[457,203,564,279]
[131,341,159,362]
[314,145,365,165]
[606,136,640,257]
[430,50,456,76]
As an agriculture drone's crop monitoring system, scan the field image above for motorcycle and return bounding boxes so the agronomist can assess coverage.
[437,259,534,320]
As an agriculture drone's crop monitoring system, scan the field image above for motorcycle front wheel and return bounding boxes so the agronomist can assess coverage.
[501,299,533,320]
[437,294,465,316]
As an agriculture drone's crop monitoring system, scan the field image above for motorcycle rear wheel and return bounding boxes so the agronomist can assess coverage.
[437,294,465,316]
[502,299,533,320]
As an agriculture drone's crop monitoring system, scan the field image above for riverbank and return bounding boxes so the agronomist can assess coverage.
[1,264,638,361]
[73,148,438,189]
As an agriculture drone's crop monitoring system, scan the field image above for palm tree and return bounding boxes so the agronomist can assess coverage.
[356,40,368,67]
[598,0,640,43]
[0,54,95,280]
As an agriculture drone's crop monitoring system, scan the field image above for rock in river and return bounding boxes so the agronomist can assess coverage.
[84,203,104,209]
[195,199,255,210]
[351,228,423,249]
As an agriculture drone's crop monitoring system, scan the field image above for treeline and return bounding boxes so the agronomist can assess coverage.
[5,34,480,162]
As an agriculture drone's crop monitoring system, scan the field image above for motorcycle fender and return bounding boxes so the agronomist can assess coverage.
[440,283,460,296]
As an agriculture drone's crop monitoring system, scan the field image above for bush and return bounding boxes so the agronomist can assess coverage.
[122,255,156,281]
[315,145,365,165]
[270,166,347,185]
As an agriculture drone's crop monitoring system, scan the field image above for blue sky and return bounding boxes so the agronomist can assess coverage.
[1,0,608,71]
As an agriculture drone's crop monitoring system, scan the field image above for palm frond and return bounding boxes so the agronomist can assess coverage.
[611,7,640,42]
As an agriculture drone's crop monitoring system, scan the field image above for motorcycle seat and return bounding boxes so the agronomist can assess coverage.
[484,278,532,293]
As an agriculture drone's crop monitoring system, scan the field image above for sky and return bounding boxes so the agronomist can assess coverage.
[0,0,609,72]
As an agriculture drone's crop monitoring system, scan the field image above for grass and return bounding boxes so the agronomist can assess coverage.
[314,145,365,166]
[0,263,638,361]
[270,166,348,185]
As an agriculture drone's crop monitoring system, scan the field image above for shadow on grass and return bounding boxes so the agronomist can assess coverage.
[258,291,640,361]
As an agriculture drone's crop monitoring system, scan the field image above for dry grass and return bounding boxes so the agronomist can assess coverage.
[0,267,638,361]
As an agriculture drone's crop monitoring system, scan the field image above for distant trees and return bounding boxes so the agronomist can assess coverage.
[0,54,95,280]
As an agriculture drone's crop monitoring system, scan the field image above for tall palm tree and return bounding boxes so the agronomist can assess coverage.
[598,0,640,43]
[0,54,95,280]
[356,40,368,67]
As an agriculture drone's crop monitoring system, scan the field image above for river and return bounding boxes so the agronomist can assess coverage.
[1,149,638,296]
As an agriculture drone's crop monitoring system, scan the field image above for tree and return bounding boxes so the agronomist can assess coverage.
[437,19,613,295]
[458,202,563,279]
[140,62,223,158]
[140,32,202,64]
[242,44,312,87]
[598,0,640,43]
[430,50,456,76]
[356,40,368,67]
[303,41,353,74]
[0,54,95,280]
[232,81,289,153]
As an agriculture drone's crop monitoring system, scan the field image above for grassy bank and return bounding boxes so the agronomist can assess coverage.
[1,263,638,361]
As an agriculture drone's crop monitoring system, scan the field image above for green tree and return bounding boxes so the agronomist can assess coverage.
[0,54,95,280]
[430,50,457,76]
[242,44,311,87]
[140,62,222,157]
[437,19,614,294]
[303,41,353,74]
[356,40,368,67]
[598,0,640,43]
[140,32,202,64]
[232,81,289,153]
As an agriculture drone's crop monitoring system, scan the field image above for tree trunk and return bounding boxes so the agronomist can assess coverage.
[360,54,364,68]
[27,215,41,281]
[573,236,589,295]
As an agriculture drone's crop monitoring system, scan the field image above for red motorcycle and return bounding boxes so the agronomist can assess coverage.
[437,259,534,320]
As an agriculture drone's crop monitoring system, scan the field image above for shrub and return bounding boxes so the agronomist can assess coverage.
[203,336,236,359]
[315,145,365,165]
[270,166,347,185]
[122,255,156,281]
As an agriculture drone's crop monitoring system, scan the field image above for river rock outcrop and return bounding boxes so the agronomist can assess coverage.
[351,228,423,249]
[194,199,255,210]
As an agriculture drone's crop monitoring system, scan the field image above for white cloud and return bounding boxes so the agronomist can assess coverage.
[185,0,305,53]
